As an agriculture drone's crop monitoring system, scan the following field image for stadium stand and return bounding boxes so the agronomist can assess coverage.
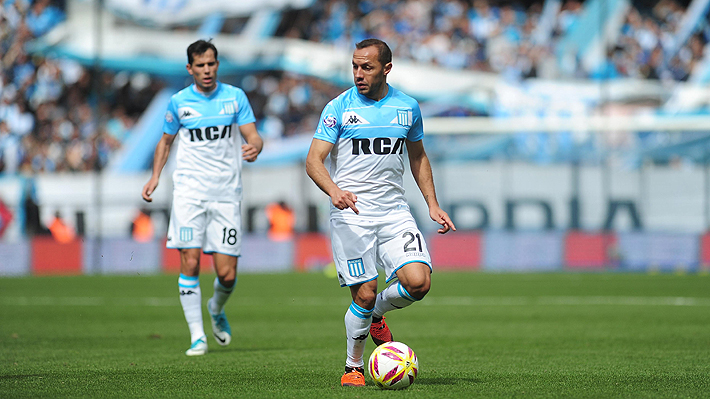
[0,0,710,173]
[0,0,166,173]
[3,0,708,176]
[279,0,703,82]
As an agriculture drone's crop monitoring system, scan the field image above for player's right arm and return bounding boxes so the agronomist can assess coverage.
[306,138,359,215]
[143,97,181,202]
[142,133,176,202]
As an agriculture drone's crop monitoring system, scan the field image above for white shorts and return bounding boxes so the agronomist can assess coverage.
[330,212,431,287]
[167,196,242,257]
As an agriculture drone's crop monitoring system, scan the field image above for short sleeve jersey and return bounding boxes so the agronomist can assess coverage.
[162,82,256,201]
[313,84,423,218]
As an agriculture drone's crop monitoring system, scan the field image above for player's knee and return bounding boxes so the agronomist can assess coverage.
[355,290,377,309]
[218,275,236,288]
[180,256,200,275]
[404,277,430,300]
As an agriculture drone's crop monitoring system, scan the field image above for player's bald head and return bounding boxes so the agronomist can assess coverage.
[355,39,392,67]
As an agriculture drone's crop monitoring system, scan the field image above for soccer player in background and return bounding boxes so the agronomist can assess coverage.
[305,38,455,386]
[141,39,263,356]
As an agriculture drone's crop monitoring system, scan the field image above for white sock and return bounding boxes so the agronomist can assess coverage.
[178,274,205,343]
[344,301,373,369]
[372,281,418,319]
[209,277,235,314]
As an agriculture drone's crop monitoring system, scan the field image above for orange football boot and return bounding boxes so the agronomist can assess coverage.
[341,367,366,386]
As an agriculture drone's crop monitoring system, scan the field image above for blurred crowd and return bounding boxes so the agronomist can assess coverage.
[609,1,704,82]
[237,72,344,140]
[0,0,162,174]
[2,0,706,175]
[283,0,704,82]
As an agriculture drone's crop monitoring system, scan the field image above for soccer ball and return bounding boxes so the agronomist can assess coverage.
[368,341,418,390]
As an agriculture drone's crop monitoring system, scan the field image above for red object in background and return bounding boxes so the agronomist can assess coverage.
[429,232,482,270]
[294,233,332,271]
[161,239,213,273]
[0,200,13,238]
[31,236,82,275]
[564,231,616,269]
[699,233,710,270]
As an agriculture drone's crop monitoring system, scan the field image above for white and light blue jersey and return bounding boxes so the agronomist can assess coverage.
[163,82,256,201]
[314,84,423,218]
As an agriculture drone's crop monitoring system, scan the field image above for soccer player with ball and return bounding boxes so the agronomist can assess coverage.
[142,40,263,356]
[306,38,455,386]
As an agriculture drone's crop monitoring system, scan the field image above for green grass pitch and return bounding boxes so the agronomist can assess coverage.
[1,271,709,398]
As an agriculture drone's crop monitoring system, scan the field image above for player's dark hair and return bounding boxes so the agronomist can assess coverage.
[356,38,392,66]
[187,39,218,65]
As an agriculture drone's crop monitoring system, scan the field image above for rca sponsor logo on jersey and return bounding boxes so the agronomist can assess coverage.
[188,125,233,142]
[351,137,405,155]
[178,107,201,119]
[342,111,370,126]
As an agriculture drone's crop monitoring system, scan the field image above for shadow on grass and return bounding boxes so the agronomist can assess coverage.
[417,377,483,386]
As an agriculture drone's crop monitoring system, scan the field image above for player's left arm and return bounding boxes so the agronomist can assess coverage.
[406,139,456,234]
[239,122,263,162]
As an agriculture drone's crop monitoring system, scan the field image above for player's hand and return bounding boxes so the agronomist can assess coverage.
[331,188,359,215]
[430,206,456,234]
[142,178,159,202]
[242,144,259,162]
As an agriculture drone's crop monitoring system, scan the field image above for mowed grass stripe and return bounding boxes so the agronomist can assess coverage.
[4,295,710,307]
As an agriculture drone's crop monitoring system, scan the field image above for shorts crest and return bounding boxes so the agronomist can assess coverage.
[347,258,365,277]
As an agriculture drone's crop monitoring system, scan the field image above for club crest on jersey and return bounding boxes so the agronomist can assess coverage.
[391,109,413,127]
[342,111,370,126]
[219,101,236,115]
[178,107,201,119]
[323,114,337,128]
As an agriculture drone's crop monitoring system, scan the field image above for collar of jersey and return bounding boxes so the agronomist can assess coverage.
[190,82,221,99]
[356,83,392,105]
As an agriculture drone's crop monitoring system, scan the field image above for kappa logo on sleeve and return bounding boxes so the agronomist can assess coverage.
[323,114,337,128]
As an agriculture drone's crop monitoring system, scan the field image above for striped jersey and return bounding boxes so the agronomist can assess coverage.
[162,82,256,201]
[313,84,423,218]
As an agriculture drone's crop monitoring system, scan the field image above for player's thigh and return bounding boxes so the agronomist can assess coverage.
[167,196,207,250]
[203,200,242,257]
[330,218,379,288]
[377,216,432,283]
